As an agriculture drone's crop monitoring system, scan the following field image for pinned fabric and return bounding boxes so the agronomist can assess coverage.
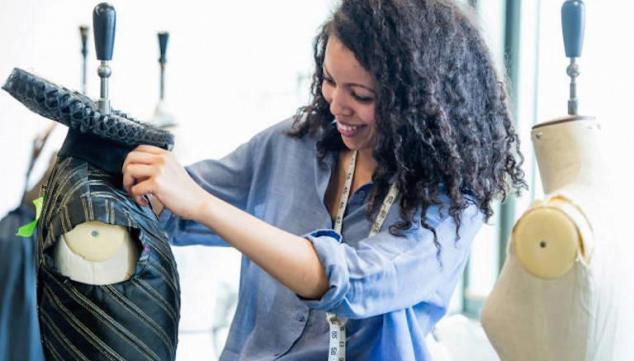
[3,68,181,361]
[37,157,181,361]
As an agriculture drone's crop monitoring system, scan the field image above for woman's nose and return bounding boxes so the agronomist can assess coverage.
[329,89,353,117]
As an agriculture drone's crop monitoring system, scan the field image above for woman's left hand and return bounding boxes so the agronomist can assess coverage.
[122,145,208,220]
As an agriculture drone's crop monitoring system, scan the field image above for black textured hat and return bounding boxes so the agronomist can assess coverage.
[3,68,173,175]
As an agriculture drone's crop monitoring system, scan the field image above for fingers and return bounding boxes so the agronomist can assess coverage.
[122,149,166,192]
[122,164,156,194]
[134,144,166,154]
[122,150,163,173]
[130,180,155,207]
[147,194,165,217]
[125,150,162,165]
[122,145,174,209]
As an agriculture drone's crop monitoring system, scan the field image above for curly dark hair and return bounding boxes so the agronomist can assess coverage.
[290,0,526,248]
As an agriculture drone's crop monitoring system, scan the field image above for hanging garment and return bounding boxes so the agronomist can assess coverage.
[0,114,57,361]
[0,206,45,361]
[3,67,181,361]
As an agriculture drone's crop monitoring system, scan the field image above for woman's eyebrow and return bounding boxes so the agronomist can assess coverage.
[323,65,375,93]
[322,65,333,79]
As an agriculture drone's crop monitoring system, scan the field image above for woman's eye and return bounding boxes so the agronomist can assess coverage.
[323,77,335,85]
[352,93,374,103]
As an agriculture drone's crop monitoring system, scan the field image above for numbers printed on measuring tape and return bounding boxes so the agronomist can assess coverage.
[327,151,398,361]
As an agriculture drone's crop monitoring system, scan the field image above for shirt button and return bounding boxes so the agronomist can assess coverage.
[297,314,306,322]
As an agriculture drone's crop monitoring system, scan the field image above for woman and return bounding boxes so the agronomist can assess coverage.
[123,0,525,359]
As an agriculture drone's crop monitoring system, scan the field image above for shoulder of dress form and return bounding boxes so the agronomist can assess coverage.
[55,221,139,285]
[512,191,593,279]
[62,221,132,262]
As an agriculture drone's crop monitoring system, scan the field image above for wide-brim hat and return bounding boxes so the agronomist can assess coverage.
[3,68,174,175]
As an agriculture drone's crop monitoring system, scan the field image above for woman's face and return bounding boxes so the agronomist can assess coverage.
[321,35,377,152]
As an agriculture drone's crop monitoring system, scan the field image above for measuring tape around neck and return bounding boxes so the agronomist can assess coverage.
[326,150,399,361]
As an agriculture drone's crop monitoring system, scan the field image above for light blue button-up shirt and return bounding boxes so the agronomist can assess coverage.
[160,119,483,360]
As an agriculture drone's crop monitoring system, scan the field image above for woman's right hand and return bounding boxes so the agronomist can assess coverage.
[122,145,210,221]
[147,194,165,218]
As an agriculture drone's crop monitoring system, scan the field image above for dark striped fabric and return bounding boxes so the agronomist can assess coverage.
[36,156,180,361]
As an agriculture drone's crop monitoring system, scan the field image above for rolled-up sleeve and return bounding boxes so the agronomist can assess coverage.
[159,139,256,247]
[301,204,482,319]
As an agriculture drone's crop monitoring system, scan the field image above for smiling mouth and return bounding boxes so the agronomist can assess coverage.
[336,120,366,137]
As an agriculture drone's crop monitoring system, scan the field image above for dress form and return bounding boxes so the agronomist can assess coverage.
[0,25,92,361]
[52,7,136,286]
[29,142,137,286]
[3,6,180,360]
[481,114,633,361]
[481,3,633,359]
[513,117,602,279]
[150,31,190,161]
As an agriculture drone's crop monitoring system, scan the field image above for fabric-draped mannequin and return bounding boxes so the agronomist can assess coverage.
[3,68,181,361]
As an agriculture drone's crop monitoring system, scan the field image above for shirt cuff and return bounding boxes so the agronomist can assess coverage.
[300,229,350,312]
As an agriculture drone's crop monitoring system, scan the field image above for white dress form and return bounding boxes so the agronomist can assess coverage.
[481,116,634,361]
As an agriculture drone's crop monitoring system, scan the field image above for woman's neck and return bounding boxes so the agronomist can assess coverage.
[342,147,376,192]
[356,147,377,175]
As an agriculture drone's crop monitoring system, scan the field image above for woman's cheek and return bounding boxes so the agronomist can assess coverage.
[360,107,376,126]
[321,83,332,102]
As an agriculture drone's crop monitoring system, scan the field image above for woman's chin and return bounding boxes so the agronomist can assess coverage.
[341,137,371,152]
[341,137,359,150]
